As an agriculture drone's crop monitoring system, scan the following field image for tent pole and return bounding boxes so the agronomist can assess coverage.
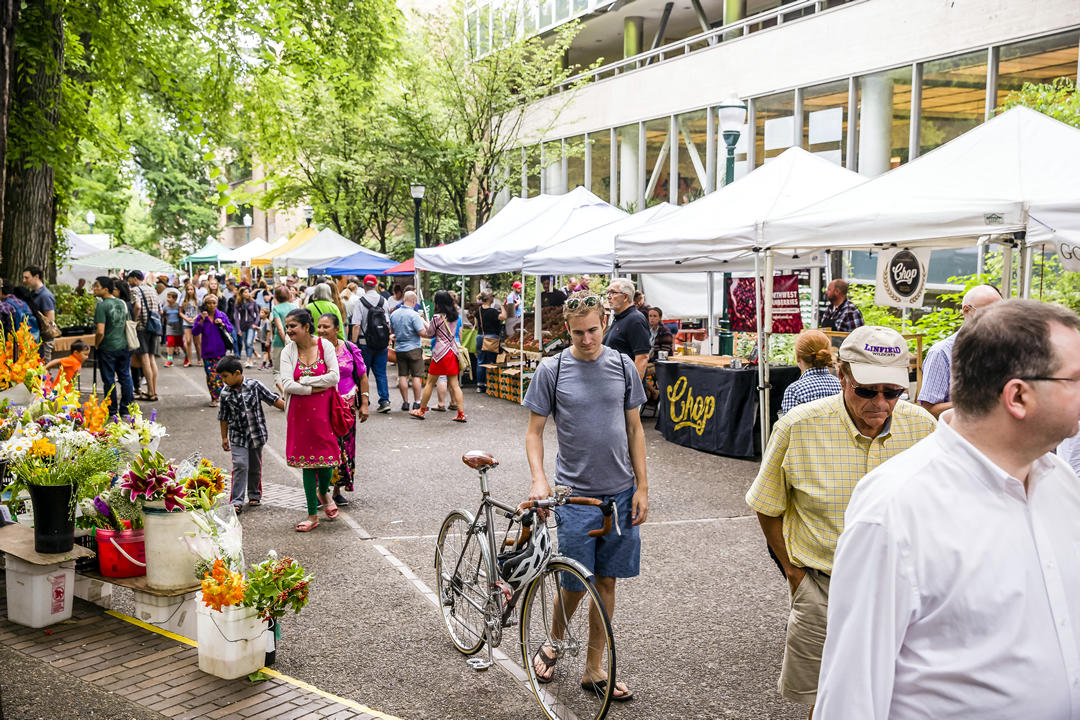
[520,269,526,404]
[1001,243,1014,298]
[706,271,715,356]
[534,274,542,345]
[810,264,821,328]
[754,251,767,456]
[762,250,775,448]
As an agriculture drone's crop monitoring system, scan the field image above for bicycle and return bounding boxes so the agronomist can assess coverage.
[435,450,620,720]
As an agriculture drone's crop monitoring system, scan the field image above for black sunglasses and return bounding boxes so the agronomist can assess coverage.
[565,295,601,310]
[852,385,905,400]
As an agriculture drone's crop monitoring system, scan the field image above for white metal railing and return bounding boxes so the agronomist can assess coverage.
[546,0,866,94]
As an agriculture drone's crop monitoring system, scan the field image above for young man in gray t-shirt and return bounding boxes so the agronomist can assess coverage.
[522,291,648,703]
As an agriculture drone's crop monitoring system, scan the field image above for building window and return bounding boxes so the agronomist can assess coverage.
[754,90,795,167]
[589,131,612,202]
[539,0,553,28]
[802,80,849,167]
[644,118,670,208]
[919,50,988,154]
[227,204,253,227]
[856,66,912,176]
[676,110,708,203]
[525,145,541,197]
[996,31,1080,108]
[566,135,585,191]
[542,140,563,194]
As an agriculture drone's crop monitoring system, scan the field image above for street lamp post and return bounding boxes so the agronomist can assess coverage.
[243,212,252,244]
[303,205,314,228]
[86,210,95,235]
[409,184,426,248]
[717,95,748,187]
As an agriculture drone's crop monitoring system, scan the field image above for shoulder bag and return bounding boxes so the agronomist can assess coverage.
[324,340,355,435]
[213,313,234,352]
[27,291,61,340]
[138,287,163,335]
[124,301,140,351]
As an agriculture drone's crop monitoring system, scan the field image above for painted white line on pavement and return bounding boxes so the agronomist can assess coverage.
[375,514,757,542]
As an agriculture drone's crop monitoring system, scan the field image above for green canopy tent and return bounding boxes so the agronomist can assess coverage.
[73,245,179,274]
[180,238,233,265]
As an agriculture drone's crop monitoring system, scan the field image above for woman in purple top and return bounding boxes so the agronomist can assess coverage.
[315,312,369,504]
[191,294,235,406]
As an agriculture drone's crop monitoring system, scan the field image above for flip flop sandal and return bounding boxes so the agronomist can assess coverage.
[247,500,260,507]
[432,405,447,412]
[295,519,319,532]
[323,502,339,520]
[532,647,558,684]
[580,679,634,702]
[453,413,467,423]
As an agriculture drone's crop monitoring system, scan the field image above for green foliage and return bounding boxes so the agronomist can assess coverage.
[50,284,96,327]
[243,551,313,622]
[998,77,1080,128]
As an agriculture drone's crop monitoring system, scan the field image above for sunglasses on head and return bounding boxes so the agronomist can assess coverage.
[851,385,905,400]
[565,295,601,310]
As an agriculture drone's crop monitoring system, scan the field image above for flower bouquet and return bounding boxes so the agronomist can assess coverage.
[196,558,266,679]
[180,459,244,581]
[109,405,167,457]
[78,486,147,578]
[0,321,43,405]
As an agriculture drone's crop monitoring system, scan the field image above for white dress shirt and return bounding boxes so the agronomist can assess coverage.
[1058,424,1080,477]
[817,413,1080,720]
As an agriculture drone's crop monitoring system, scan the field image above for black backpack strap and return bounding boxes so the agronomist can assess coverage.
[550,350,563,420]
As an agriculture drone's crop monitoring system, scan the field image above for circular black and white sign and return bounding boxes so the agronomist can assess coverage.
[884,249,924,302]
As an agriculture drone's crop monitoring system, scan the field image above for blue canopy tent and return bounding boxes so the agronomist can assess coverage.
[307,252,399,276]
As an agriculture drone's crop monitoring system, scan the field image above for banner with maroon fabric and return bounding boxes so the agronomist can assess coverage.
[727,275,803,334]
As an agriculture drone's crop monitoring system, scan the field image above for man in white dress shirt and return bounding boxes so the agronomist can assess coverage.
[816,299,1080,719]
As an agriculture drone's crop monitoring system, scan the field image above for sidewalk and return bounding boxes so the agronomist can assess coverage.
[0,580,398,720]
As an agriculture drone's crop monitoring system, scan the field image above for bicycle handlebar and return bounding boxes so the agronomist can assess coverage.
[515,496,615,538]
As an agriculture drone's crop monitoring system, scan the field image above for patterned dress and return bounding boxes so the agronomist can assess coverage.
[332,341,366,491]
[285,342,340,468]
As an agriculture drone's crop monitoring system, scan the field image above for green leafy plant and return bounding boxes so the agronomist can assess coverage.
[51,284,96,328]
[243,551,313,622]
[6,440,123,520]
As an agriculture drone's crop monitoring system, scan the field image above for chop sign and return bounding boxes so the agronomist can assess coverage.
[666,376,716,436]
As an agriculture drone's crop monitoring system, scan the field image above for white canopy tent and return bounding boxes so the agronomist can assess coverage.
[220,237,271,265]
[414,186,615,275]
[522,203,678,275]
[57,229,111,286]
[272,228,388,269]
[746,106,1080,450]
[614,147,866,273]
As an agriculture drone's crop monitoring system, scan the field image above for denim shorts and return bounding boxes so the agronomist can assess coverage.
[555,485,640,592]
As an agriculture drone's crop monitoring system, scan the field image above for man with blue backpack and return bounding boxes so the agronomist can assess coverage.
[350,274,392,413]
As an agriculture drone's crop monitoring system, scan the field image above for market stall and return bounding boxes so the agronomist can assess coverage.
[654,360,800,458]
[250,226,318,267]
[272,227,388,269]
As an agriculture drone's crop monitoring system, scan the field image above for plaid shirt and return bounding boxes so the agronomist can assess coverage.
[217,379,280,448]
[746,393,936,573]
[820,298,864,333]
[779,367,842,416]
[917,331,956,405]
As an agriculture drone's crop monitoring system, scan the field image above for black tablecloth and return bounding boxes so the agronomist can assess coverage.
[654,362,800,458]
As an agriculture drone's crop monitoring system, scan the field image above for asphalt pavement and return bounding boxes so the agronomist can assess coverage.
[70,359,806,720]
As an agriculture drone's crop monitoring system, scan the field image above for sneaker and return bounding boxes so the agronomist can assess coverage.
[183,360,191,368]
[332,493,350,506]
[377,402,391,414]
[412,402,421,410]
[476,386,484,393]
[244,361,253,368]
[164,360,173,367]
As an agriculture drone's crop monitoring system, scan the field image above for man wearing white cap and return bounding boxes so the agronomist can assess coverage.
[746,325,936,715]
[817,300,1080,719]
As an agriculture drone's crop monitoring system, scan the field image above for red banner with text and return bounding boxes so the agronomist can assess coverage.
[728,275,803,334]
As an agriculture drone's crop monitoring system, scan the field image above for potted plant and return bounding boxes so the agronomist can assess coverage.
[120,450,197,590]
[243,552,313,666]
[3,432,119,553]
[196,558,265,679]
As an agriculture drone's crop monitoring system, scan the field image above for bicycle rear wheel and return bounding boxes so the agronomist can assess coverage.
[435,511,490,655]
[519,560,616,720]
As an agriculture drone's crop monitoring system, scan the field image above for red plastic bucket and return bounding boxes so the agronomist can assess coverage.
[95,528,147,578]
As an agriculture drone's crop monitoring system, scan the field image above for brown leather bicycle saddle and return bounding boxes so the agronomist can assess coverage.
[462,450,498,469]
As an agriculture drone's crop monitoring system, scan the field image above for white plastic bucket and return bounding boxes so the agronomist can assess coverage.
[5,556,73,628]
[141,501,197,591]
[196,601,265,679]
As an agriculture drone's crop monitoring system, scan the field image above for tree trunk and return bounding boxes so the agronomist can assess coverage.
[0,1,20,256]
[1,0,62,280]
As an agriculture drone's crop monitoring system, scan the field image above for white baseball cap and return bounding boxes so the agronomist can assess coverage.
[838,326,909,387]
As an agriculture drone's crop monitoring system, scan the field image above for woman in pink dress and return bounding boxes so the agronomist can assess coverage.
[410,290,466,423]
[279,308,340,532]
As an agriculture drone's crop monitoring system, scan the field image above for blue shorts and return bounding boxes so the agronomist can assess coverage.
[556,485,640,592]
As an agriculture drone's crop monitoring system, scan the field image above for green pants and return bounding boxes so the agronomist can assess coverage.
[303,467,334,515]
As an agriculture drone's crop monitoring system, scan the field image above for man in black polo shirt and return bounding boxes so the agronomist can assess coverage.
[603,278,651,380]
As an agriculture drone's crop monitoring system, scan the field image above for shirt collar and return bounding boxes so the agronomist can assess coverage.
[614,306,634,320]
[936,412,1057,499]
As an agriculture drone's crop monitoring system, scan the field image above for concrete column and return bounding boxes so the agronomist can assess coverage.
[857,72,893,177]
[619,126,640,210]
[723,0,744,24]
[624,17,644,58]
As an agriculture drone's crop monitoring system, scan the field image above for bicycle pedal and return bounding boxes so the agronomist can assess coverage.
[466,657,493,671]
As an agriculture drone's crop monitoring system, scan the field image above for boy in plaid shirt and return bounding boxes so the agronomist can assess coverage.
[217,355,285,511]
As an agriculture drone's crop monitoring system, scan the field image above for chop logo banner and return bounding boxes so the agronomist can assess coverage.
[875,248,930,309]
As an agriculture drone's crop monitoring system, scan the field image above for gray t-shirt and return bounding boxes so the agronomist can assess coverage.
[523,347,646,497]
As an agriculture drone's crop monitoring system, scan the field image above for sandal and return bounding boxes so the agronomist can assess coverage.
[432,405,446,412]
[295,519,319,532]
[453,412,467,423]
[323,501,339,520]
[580,679,633,702]
[410,409,426,420]
[532,646,558,684]
[144,395,159,402]
[247,500,260,507]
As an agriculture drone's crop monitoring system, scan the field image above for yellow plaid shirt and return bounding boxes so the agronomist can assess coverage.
[746,393,936,573]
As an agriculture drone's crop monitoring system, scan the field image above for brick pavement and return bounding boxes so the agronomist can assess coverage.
[0,574,398,720]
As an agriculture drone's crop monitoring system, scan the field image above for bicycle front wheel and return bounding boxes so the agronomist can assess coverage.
[519,560,616,720]
[435,510,490,656]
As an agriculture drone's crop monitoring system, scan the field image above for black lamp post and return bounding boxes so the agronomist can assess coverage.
[410,184,426,248]
[243,212,252,245]
[717,95,748,187]
[303,205,314,228]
